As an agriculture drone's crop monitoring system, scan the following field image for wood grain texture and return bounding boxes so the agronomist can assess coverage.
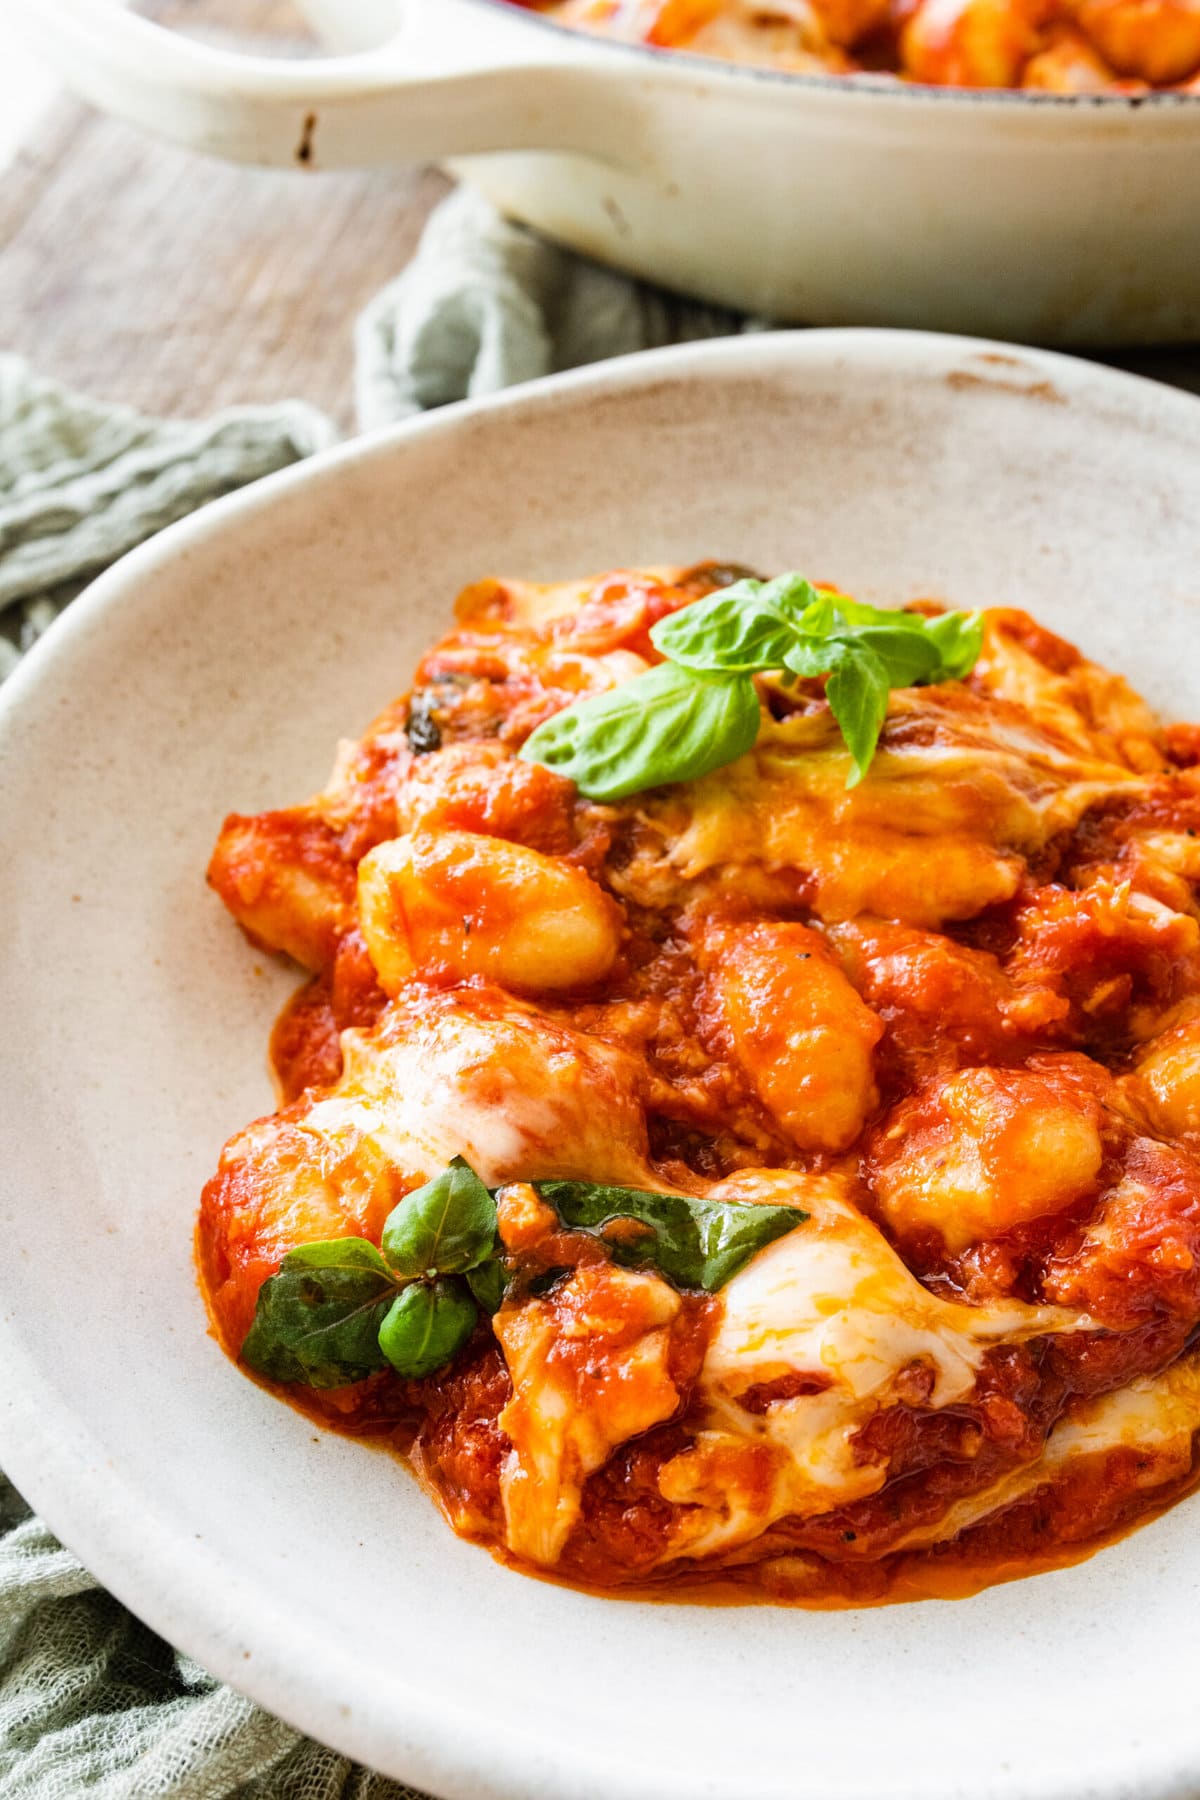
[0,0,450,429]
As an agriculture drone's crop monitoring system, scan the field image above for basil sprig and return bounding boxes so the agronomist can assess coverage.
[241,1156,499,1389]
[520,572,982,796]
[241,1158,810,1390]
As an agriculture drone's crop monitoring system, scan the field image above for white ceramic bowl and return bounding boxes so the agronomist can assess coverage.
[2,331,1200,1800]
[11,0,1200,344]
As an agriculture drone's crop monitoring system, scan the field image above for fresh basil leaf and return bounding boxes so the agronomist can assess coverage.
[466,1259,508,1315]
[519,661,761,802]
[650,591,798,672]
[794,593,842,638]
[273,1239,392,1274]
[848,625,944,687]
[678,572,823,628]
[782,635,850,680]
[534,1181,806,1293]
[754,573,824,623]
[820,594,906,630]
[826,643,891,788]
[377,1277,479,1379]
[240,1241,394,1388]
[813,594,976,666]
[783,624,936,690]
[381,1155,497,1278]
[924,610,984,680]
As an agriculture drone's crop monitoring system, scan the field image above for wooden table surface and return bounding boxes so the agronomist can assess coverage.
[0,0,450,431]
[4,0,1200,428]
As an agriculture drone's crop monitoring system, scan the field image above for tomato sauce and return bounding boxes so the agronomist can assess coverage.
[199,562,1200,1604]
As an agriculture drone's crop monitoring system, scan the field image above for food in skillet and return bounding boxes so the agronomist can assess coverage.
[200,564,1200,1604]
[519,0,1200,91]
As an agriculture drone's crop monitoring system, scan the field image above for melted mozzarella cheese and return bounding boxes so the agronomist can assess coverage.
[298,989,660,1190]
[495,1264,682,1566]
[892,1350,1200,1551]
[656,1171,1093,1561]
[972,619,1163,771]
[619,689,1142,928]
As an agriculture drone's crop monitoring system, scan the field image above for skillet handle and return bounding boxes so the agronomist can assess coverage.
[5,0,625,169]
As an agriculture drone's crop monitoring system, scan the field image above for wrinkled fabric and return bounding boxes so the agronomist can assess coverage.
[0,1479,420,1799]
[354,185,764,428]
[0,356,336,677]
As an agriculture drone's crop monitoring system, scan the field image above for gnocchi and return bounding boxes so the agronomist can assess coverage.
[358,829,621,995]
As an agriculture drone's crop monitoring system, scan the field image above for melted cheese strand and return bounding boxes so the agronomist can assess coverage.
[656,1172,1092,1563]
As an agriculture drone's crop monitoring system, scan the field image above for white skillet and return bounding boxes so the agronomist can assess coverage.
[8,0,1200,344]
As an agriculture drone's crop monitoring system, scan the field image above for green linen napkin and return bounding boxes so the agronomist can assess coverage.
[0,356,337,680]
[354,186,761,428]
[0,1479,412,1800]
[0,186,752,1799]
